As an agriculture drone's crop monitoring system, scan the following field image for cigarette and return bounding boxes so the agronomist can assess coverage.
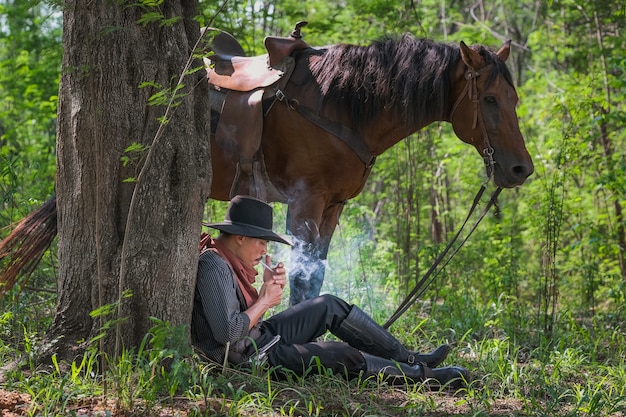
[258,259,273,272]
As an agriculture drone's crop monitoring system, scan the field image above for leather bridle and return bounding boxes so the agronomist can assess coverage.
[449,64,496,180]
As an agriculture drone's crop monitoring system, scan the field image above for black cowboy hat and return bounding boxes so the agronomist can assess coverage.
[204,195,292,245]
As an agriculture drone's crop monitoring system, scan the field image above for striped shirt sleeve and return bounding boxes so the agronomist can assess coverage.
[191,250,251,362]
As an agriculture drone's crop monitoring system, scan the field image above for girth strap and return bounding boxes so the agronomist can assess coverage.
[274,88,376,168]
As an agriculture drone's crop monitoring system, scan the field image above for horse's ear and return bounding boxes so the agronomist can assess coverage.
[459,41,483,70]
[496,40,511,62]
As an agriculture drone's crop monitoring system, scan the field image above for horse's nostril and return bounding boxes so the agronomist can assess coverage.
[513,164,533,179]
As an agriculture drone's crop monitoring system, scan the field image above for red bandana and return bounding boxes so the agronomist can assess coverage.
[201,234,259,308]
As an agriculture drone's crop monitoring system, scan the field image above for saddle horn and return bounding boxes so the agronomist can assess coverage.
[290,21,308,39]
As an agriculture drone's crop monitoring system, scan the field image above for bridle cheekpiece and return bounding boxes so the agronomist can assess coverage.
[449,63,496,180]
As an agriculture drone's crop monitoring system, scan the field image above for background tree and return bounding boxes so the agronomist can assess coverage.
[44,0,210,360]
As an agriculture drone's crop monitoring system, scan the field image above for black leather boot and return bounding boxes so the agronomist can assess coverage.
[334,305,451,367]
[411,344,451,368]
[361,353,470,390]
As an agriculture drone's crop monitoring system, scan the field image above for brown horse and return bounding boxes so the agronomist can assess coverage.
[0,33,533,305]
[210,33,533,304]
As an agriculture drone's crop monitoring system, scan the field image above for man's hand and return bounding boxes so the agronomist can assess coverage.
[262,255,286,288]
[258,255,286,308]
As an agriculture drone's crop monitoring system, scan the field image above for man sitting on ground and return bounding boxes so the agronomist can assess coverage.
[191,195,470,388]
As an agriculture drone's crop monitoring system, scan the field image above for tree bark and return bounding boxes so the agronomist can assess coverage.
[48,0,210,360]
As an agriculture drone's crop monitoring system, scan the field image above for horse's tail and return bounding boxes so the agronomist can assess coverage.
[0,195,58,294]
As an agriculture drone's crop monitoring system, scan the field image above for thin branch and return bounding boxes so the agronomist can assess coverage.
[468,1,531,51]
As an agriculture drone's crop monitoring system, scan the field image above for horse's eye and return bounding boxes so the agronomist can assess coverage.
[484,96,497,104]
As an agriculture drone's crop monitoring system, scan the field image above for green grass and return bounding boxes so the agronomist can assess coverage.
[1,298,624,416]
[1,238,624,416]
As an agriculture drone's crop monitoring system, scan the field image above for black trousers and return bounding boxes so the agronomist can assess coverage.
[258,294,366,378]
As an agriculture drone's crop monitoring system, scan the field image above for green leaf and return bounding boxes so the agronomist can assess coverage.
[137,11,165,26]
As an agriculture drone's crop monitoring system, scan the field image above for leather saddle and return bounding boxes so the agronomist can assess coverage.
[204,22,310,201]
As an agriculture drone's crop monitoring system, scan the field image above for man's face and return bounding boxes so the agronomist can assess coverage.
[237,236,269,267]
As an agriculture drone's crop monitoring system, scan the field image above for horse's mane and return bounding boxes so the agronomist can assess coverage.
[309,34,514,129]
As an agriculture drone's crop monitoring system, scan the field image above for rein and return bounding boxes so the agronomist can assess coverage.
[382,184,502,329]
[383,62,504,329]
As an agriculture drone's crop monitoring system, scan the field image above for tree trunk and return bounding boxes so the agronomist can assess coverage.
[48,0,210,361]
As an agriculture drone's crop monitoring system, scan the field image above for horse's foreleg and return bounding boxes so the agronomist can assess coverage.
[286,202,343,305]
[286,216,328,305]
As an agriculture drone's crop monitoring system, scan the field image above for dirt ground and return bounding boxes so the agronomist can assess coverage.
[0,387,526,416]
[0,389,202,416]
[3,387,624,416]
[0,390,30,417]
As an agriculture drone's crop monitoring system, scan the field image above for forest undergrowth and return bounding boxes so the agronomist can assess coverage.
[1,281,625,417]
